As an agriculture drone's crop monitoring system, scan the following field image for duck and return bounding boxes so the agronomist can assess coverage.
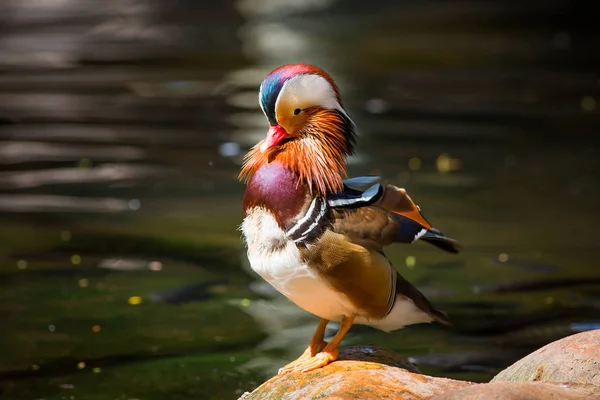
[239,63,460,374]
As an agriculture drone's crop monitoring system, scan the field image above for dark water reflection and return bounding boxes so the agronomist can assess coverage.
[1,1,600,399]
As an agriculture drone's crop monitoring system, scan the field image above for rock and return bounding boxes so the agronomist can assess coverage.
[492,329,600,386]
[241,331,600,399]
[432,381,600,400]
[238,346,474,400]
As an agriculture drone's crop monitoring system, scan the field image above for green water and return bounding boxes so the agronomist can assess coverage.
[1,1,600,399]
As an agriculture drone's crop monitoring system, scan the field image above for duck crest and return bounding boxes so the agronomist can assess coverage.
[259,63,342,125]
[243,163,308,229]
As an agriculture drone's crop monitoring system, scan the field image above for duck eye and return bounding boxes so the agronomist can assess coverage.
[293,108,302,115]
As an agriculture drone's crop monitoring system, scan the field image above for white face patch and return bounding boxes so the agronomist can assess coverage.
[275,74,343,117]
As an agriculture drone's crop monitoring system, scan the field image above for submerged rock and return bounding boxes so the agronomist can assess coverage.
[492,329,600,386]
[238,346,474,400]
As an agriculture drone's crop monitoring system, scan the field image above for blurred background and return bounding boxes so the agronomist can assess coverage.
[1,0,599,399]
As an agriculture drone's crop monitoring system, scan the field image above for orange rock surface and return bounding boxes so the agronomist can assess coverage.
[432,381,600,400]
[240,331,600,399]
[239,346,474,400]
[492,329,600,386]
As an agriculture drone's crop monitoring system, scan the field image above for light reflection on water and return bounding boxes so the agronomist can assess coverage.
[0,1,599,399]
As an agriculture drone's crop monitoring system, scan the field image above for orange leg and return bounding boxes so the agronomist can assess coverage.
[278,318,328,374]
[279,315,355,374]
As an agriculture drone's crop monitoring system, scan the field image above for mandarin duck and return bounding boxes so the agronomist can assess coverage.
[239,64,460,374]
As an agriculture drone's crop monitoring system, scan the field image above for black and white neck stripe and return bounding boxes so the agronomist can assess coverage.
[285,197,328,245]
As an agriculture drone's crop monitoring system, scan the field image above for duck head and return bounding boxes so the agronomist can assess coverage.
[240,63,357,196]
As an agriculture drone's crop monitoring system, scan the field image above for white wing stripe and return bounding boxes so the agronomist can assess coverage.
[286,197,318,236]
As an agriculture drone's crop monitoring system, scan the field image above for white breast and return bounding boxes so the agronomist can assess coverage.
[241,208,354,322]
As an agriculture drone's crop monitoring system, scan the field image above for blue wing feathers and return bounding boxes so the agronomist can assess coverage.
[393,214,460,253]
[327,180,384,208]
[342,176,382,191]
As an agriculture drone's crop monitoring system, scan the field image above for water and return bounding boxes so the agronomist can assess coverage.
[1,1,600,399]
